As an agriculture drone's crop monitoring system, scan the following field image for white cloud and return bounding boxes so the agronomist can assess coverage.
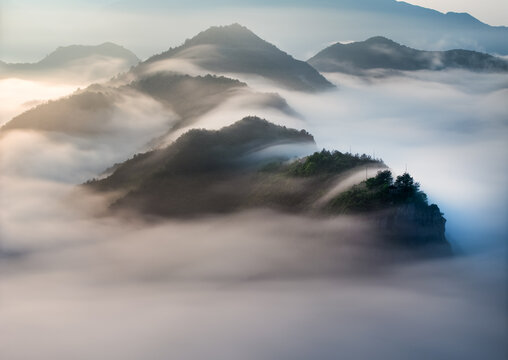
[0,63,507,359]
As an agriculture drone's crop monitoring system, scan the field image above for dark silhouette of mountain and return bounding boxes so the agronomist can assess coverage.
[0,43,140,81]
[85,117,373,215]
[87,116,314,191]
[108,0,508,55]
[308,36,508,74]
[129,72,297,129]
[329,170,448,249]
[141,24,334,92]
[1,73,295,135]
[85,117,449,254]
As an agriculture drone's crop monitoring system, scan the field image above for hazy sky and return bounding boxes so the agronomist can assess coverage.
[1,0,506,62]
[403,0,508,26]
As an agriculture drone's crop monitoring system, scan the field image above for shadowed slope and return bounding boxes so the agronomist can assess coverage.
[85,117,449,254]
[309,36,508,74]
[143,24,334,92]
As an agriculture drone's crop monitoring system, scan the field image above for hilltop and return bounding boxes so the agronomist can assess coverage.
[141,24,334,92]
[308,36,508,74]
[1,73,294,136]
[0,42,140,82]
[85,117,449,254]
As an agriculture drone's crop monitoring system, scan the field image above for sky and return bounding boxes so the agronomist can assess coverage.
[1,0,507,62]
[1,0,506,25]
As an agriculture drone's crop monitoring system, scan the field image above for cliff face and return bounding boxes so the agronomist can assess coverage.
[376,204,450,255]
[328,170,450,254]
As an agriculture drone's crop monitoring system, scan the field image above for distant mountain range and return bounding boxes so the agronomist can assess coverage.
[5,23,507,139]
[109,0,508,56]
[1,24,332,137]
[308,36,508,74]
[86,116,450,255]
[0,43,140,82]
[141,24,334,92]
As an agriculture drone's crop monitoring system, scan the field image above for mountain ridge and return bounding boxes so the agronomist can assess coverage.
[139,24,335,92]
[308,36,508,73]
[1,72,294,136]
[1,42,139,69]
[0,42,140,82]
[106,0,508,55]
[85,116,450,255]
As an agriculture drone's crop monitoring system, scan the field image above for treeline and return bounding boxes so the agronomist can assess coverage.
[288,149,382,177]
[330,170,442,216]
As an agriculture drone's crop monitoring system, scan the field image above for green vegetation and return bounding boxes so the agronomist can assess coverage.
[84,118,448,249]
[330,170,439,214]
[288,149,380,177]
[86,116,315,191]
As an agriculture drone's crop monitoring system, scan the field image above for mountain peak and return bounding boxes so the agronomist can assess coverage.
[308,36,508,73]
[183,23,271,50]
[143,24,334,92]
[364,36,400,46]
[0,42,140,82]
[38,43,140,67]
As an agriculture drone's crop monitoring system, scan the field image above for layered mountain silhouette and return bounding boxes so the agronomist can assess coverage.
[0,43,140,82]
[141,24,334,92]
[87,116,316,195]
[308,36,508,74]
[2,26,320,136]
[1,73,294,136]
[109,0,508,55]
[86,116,450,254]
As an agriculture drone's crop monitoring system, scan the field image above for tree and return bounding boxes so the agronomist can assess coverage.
[394,173,419,197]
[366,170,393,188]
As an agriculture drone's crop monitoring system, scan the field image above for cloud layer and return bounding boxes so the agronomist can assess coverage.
[0,65,507,359]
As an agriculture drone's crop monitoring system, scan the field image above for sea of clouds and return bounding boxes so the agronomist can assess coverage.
[0,56,507,359]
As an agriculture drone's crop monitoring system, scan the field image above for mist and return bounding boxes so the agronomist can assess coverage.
[0,78,79,126]
[4,2,507,64]
[1,24,508,360]
[279,71,508,251]
[139,56,508,252]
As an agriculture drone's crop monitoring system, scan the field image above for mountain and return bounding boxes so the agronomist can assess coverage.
[86,116,314,191]
[27,43,139,69]
[329,170,447,247]
[140,24,334,92]
[1,73,295,136]
[128,72,297,128]
[85,116,373,216]
[1,90,118,135]
[108,0,508,56]
[308,36,508,74]
[0,43,140,82]
[85,117,450,254]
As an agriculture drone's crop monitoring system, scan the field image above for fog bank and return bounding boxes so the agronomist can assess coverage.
[1,65,507,359]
